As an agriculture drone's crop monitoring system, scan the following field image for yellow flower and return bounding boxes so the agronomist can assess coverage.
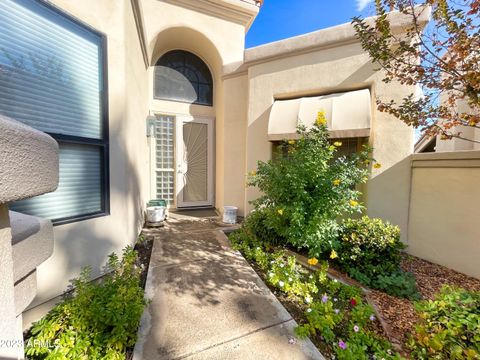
[330,250,338,259]
[315,110,327,126]
[349,200,359,207]
[307,257,319,266]
[333,179,341,186]
[333,141,342,147]
[277,209,284,215]
[288,140,296,145]
[469,120,476,126]
[250,170,257,176]
[362,176,369,182]
[373,163,382,169]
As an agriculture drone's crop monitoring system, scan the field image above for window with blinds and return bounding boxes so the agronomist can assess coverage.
[1,0,109,224]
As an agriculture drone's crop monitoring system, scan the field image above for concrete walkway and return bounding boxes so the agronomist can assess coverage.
[133,217,324,360]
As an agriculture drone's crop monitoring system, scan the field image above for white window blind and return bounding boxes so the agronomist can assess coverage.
[1,0,108,223]
[12,144,102,219]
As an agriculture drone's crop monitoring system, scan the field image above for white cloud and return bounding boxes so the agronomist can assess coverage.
[356,0,373,11]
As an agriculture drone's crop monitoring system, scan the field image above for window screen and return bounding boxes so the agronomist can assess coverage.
[331,138,367,159]
[1,0,109,224]
[271,137,367,161]
[154,50,213,106]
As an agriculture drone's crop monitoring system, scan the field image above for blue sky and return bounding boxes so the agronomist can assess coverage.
[246,0,375,48]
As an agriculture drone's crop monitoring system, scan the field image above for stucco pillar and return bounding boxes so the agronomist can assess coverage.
[0,115,59,359]
[0,204,24,359]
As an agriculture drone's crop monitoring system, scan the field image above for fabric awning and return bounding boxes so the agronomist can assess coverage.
[268,89,372,141]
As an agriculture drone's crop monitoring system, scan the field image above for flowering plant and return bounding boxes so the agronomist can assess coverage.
[247,112,375,256]
[230,232,401,359]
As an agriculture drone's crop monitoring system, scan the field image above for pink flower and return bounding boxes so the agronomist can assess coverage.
[350,298,357,307]
[338,340,347,349]
[353,325,360,332]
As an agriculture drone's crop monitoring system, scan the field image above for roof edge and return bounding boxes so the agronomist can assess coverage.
[243,6,430,67]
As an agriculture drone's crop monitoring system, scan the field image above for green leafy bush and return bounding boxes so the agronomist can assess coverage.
[25,246,147,360]
[373,271,419,300]
[335,216,419,299]
[247,112,374,256]
[335,216,403,275]
[408,286,480,360]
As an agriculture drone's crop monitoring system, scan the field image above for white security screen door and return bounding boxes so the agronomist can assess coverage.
[176,116,214,207]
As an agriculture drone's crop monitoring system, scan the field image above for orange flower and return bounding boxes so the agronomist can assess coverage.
[307,257,319,266]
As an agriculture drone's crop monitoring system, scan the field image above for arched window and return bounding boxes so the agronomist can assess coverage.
[154,50,213,106]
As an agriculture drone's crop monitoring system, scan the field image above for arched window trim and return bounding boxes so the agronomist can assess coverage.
[154,50,214,106]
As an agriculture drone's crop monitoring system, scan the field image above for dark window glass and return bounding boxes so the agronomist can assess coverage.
[154,50,213,106]
[271,138,368,161]
[1,0,109,225]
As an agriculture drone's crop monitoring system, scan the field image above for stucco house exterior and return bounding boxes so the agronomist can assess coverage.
[415,96,480,153]
[3,1,480,357]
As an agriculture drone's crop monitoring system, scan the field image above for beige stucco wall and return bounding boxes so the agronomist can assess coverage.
[138,0,257,212]
[407,152,480,278]
[24,0,150,321]
[240,40,414,212]
[365,150,480,279]
[366,155,413,243]
[0,204,23,359]
[435,98,480,152]
[22,0,258,321]
[222,74,249,214]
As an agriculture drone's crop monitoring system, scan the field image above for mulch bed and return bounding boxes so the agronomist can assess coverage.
[261,247,480,357]
[125,232,154,360]
[247,256,388,359]
[367,253,480,353]
[134,233,154,290]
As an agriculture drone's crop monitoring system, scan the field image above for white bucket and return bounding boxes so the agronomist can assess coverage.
[223,206,238,224]
[146,206,166,223]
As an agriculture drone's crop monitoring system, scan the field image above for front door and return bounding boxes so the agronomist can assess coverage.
[176,116,214,208]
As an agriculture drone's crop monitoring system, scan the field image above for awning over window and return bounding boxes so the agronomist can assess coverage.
[268,89,372,141]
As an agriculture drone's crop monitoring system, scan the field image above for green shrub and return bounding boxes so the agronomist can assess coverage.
[334,216,419,299]
[247,112,374,256]
[25,246,147,360]
[335,216,403,275]
[373,271,420,300]
[408,286,480,360]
